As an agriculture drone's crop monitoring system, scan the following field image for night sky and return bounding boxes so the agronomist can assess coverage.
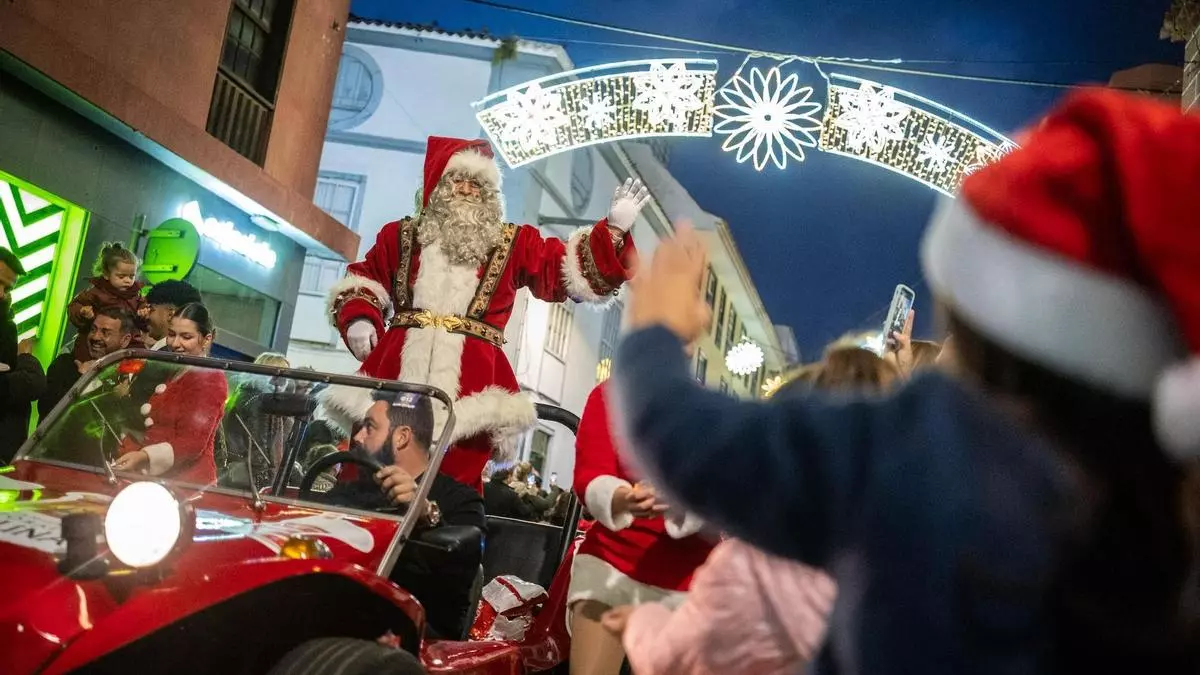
[350,0,1181,359]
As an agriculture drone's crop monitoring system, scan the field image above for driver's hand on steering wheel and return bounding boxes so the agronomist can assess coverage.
[375,465,417,506]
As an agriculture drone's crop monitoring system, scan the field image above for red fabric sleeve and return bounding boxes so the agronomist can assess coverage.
[587,223,638,292]
[335,221,400,344]
[573,384,623,502]
[143,371,228,473]
[511,225,570,303]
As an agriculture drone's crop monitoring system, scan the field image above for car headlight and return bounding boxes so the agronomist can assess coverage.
[104,482,190,568]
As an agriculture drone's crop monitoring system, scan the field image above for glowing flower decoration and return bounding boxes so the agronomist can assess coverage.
[632,61,706,128]
[726,339,765,376]
[761,374,784,398]
[494,82,570,153]
[713,67,823,171]
[916,131,956,173]
[832,82,910,156]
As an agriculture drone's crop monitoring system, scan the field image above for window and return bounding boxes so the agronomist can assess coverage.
[695,350,708,384]
[719,378,729,394]
[546,302,573,360]
[328,47,383,129]
[596,301,622,383]
[219,0,292,99]
[751,369,761,395]
[189,265,280,346]
[727,309,740,350]
[704,267,717,307]
[713,288,726,345]
[298,256,345,296]
[528,428,552,481]
[313,174,363,230]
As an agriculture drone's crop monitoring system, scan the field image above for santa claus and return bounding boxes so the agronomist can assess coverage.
[322,136,649,492]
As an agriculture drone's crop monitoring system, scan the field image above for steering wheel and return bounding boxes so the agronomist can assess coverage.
[297,451,385,501]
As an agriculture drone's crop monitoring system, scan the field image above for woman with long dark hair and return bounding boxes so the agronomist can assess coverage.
[112,303,227,484]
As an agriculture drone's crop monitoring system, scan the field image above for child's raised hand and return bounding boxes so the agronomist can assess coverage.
[79,306,95,320]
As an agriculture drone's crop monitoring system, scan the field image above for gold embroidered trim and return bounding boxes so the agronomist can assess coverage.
[393,217,416,310]
[391,309,505,347]
[330,286,385,319]
[577,231,620,297]
[468,223,518,320]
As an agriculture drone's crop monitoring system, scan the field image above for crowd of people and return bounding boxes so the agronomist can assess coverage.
[1,87,1198,673]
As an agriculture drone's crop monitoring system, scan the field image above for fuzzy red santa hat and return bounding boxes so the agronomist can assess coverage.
[921,89,1200,459]
[421,136,503,208]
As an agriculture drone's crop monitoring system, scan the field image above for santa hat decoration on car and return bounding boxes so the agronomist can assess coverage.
[920,88,1200,460]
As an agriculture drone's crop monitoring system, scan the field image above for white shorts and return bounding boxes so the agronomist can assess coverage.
[565,553,687,635]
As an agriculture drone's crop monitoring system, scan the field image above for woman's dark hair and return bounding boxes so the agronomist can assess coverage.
[910,340,942,371]
[948,312,1200,669]
[816,347,897,394]
[173,302,215,337]
[93,242,139,277]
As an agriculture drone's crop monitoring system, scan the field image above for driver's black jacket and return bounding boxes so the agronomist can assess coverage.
[321,470,485,640]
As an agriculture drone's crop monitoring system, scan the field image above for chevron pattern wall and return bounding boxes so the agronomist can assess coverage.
[0,172,87,355]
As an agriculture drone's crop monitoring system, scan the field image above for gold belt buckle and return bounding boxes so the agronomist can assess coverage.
[412,309,465,332]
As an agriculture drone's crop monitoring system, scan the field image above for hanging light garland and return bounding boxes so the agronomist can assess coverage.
[473,52,1016,196]
[726,339,765,376]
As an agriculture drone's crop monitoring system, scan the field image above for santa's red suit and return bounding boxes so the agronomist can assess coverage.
[117,368,228,484]
[570,383,714,601]
[323,137,638,492]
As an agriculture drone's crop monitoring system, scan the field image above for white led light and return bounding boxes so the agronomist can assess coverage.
[713,67,823,171]
[726,340,765,376]
[104,482,184,568]
[475,59,717,168]
[820,74,1018,196]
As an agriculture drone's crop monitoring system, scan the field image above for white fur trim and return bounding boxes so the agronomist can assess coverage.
[664,510,706,539]
[584,474,634,531]
[562,228,611,305]
[448,386,537,462]
[142,442,175,476]
[326,274,392,325]
[1154,358,1200,459]
[318,382,376,434]
[444,148,502,190]
[921,196,1185,398]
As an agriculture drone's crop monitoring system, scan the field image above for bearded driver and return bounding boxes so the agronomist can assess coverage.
[323,136,650,492]
[320,390,485,640]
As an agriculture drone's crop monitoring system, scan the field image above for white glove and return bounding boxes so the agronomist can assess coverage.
[607,178,652,233]
[346,320,377,362]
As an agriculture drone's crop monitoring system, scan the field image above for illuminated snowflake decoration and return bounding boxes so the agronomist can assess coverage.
[833,82,910,156]
[917,131,956,173]
[632,61,706,128]
[761,374,784,398]
[581,93,616,130]
[963,140,1017,176]
[494,82,570,152]
[713,67,823,171]
[726,339,765,376]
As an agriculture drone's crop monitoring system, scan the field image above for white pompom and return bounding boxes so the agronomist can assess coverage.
[144,417,154,428]
[140,403,152,416]
[154,384,167,394]
[1153,358,1200,461]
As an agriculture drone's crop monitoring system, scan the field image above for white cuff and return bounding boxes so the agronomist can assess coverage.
[664,510,705,539]
[585,475,634,531]
[141,442,175,476]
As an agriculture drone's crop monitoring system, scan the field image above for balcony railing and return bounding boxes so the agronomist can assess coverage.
[206,69,273,165]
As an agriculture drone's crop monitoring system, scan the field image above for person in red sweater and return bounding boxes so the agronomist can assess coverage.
[568,380,715,675]
[112,303,226,485]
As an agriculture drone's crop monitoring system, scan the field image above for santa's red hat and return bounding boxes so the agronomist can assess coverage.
[421,136,503,208]
[921,89,1200,459]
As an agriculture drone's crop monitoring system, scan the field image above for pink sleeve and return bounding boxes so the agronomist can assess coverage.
[623,602,702,675]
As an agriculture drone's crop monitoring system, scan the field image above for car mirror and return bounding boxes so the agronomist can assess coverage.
[412,525,483,558]
[259,392,316,418]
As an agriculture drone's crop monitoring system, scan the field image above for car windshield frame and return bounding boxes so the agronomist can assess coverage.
[14,348,457,576]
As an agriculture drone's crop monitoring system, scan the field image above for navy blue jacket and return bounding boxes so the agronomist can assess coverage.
[613,326,1078,675]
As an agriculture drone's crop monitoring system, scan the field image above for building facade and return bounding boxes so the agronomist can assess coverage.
[288,18,784,489]
[0,0,356,363]
[1187,25,1200,110]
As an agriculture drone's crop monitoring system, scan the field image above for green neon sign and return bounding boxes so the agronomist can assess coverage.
[0,169,89,369]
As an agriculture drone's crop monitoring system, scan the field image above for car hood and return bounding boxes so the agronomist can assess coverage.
[0,460,401,655]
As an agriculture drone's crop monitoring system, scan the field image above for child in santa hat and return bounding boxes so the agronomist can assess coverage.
[608,89,1200,674]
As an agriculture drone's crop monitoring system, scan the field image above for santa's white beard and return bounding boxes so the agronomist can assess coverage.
[419,182,504,266]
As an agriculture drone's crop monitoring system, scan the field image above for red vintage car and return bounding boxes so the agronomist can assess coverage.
[0,351,584,674]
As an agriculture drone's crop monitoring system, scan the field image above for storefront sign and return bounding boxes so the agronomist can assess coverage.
[178,201,277,269]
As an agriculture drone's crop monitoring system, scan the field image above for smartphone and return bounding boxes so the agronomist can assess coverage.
[882,284,915,345]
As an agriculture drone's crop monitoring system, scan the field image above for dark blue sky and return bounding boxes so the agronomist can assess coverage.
[351,0,1181,359]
